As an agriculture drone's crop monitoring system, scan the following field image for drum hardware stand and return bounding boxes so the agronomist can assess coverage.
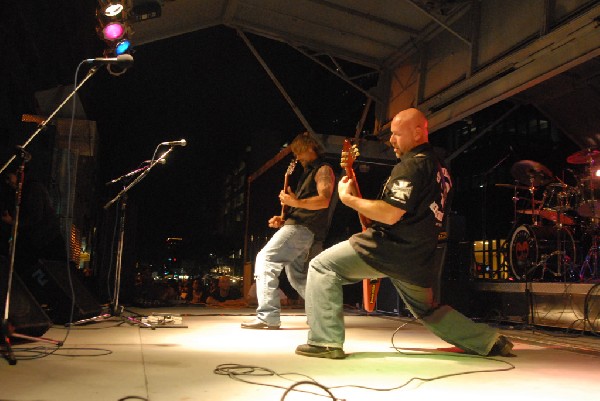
[68,148,176,329]
[579,240,598,282]
[580,219,599,282]
[579,156,600,281]
[1,149,63,366]
[538,250,566,281]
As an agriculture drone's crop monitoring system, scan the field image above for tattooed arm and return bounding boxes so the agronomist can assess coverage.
[278,165,335,210]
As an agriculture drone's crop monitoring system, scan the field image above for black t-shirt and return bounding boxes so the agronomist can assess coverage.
[349,143,452,287]
[284,157,334,242]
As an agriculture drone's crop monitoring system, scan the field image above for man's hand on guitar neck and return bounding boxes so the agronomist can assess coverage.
[279,186,298,208]
[338,175,359,200]
[338,176,373,228]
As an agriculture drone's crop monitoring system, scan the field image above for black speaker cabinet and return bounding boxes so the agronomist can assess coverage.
[1,260,52,337]
[19,260,102,324]
[376,242,448,315]
[376,277,402,315]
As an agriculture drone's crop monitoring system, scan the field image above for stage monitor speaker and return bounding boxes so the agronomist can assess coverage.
[20,260,102,324]
[0,259,52,337]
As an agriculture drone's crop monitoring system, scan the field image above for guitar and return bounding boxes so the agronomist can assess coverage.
[340,139,380,313]
[280,158,298,219]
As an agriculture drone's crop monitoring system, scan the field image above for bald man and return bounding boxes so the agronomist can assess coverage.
[296,108,513,359]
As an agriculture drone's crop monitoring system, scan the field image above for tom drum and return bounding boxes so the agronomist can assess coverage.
[540,183,579,225]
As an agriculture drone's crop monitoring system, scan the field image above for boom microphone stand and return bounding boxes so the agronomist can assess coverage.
[70,147,175,328]
[0,67,99,176]
[1,148,63,366]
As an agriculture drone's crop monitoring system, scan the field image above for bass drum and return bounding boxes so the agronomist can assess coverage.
[509,224,576,281]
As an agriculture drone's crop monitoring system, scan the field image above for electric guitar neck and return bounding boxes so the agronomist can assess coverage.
[280,158,297,219]
[340,139,380,312]
[340,139,370,230]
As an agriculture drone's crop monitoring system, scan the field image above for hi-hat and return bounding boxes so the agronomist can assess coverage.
[510,160,553,186]
[566,148,600,164]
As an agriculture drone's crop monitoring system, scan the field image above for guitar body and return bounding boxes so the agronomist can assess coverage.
[340,139,381,313]
[363,279,381,313]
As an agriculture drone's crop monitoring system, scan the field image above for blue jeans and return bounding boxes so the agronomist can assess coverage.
[254,224,314,325]
[305,240,500,355]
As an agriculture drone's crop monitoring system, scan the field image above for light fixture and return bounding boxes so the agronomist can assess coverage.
[101,21,125,40]
[99,1,124,17]
[95,0,134,65]
[114,39,131,55]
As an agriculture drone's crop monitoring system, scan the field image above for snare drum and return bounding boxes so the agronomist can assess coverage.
[509,224,576,281]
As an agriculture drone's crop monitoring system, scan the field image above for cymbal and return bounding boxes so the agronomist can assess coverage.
[566,148,600,164]
[495,183,529,190]
[510,160,553,186]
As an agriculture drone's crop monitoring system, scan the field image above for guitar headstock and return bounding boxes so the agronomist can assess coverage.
[340,139,360,176]
[286,158,298,176]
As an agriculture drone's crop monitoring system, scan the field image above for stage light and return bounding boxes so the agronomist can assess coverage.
[95,0,134,75]
[99,0,124,17]
[102,21,125,40]
[115,39,131,55]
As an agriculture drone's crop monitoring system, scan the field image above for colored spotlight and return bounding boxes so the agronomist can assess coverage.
[115,39,131,55]
[102,22,124,40]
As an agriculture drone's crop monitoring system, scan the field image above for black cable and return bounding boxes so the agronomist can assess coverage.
[215,318,515,398]
[214,364,332,398]
[584,283,600,336]
[281,380,337,401]
[10,346,113,360]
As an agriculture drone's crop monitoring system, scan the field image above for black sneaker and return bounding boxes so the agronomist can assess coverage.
[488,335,515,357]
[295,344,346,359]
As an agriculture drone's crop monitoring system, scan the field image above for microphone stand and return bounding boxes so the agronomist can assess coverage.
[70,150,174,329]
[480,150,511,279]
[0,66,99,175]
[2,63,101,365]
[1,149,63,366]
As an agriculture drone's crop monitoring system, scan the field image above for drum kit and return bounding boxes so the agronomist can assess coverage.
[500,149,600,282]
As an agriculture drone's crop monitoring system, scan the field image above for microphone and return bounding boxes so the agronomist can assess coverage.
[84,54,134,66]
[160,139,187,147]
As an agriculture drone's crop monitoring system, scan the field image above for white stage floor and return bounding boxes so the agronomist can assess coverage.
[2,305,600,401]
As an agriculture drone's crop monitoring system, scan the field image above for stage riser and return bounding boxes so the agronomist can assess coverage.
[466,282,598,331]
[372,275,598,332]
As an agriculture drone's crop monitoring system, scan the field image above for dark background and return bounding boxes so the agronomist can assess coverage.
[1,1,379,273]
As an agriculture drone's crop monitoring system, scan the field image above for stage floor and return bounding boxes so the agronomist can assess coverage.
[2,305,600,401]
